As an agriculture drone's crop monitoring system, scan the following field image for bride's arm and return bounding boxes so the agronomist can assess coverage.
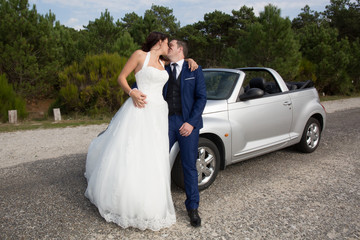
[185,58,198,71]
[118,50,147,108]
[162,56,198,71]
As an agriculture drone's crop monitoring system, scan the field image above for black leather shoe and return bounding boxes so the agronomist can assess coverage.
[187,209,201,227]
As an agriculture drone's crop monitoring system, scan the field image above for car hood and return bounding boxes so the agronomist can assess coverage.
[203,100,228,114]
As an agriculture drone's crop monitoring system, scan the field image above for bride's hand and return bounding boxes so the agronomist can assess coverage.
[186,58,198,71]
[129,89,147,108]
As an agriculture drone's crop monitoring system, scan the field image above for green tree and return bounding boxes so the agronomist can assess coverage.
[347,39,360,92]
[144,5,180,35]
[324,0,360,41]
[0,74,27,122]
[225,5,301,80]
[53,23,87,66]
[112,31,139,58]
[54,53,134,115]
[119,12,146,46]
[175,24,208,64]
[221,6,257,67]
[297,23,353,94]
[230,6,257,44]
[176,7,257,68]
[84,9,122,54]
[0,0,65,98]
[195,10,234,67]
[119,5,180,46]
[292,5,322,30]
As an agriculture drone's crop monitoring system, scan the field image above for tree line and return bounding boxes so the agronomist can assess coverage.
[0,0,359,119]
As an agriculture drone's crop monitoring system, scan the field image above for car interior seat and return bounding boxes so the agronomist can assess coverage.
[286,82,298,91]
[249,77,268,94]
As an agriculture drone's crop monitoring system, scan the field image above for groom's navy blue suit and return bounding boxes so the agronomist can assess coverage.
[163,61,207,210]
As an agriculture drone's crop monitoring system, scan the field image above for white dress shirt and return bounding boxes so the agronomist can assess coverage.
[171,59,184,79]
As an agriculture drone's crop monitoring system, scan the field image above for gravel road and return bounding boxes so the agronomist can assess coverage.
[0,98,359,239]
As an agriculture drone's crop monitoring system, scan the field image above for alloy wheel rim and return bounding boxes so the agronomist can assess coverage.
[196,146,216,186]
[306,123,320,149]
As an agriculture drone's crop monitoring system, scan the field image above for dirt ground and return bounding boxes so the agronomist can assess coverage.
[26,99,54,119]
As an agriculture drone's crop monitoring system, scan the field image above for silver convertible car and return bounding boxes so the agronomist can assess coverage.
[170,67,326,190]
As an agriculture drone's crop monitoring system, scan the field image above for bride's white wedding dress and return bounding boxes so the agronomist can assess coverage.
[84,52,176,231]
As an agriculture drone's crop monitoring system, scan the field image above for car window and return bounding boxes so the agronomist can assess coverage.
[241,70,281,95]
[204,71,239,100]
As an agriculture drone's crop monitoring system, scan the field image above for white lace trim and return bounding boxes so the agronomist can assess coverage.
[100,210,176,231]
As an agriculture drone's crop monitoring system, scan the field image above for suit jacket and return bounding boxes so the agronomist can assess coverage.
[163,61,207,129]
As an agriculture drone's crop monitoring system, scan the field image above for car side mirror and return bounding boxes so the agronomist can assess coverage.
[239,88,264,101]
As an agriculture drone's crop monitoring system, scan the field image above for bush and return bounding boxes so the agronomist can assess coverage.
[0,74,27,122]
[52,53,134,115]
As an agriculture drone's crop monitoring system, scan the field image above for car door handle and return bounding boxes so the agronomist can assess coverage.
[283,101,292,106]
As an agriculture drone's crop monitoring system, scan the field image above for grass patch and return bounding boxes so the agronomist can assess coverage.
[0,114,111,133]
[320,93,360,101]
[1,94,359,133]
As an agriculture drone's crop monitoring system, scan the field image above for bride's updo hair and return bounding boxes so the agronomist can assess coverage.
[141,32,169,52]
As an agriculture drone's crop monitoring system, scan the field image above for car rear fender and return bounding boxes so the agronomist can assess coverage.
[288,89,326,143]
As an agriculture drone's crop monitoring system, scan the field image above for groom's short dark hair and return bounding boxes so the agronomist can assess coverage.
[174,40,188,58]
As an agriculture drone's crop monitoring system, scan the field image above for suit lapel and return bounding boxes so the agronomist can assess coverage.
[180,61,188,94]
[163,65,171,96]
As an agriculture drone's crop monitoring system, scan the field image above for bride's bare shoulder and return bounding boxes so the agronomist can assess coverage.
[132,50,146,58]
[129,50,147,63]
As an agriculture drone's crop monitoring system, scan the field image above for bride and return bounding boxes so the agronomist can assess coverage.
[84,32,176,231]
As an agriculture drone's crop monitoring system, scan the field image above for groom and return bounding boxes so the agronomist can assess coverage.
[164,40,207,227]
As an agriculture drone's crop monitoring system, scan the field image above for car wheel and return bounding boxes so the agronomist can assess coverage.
[171,138,221,191]
[297,117,321,153]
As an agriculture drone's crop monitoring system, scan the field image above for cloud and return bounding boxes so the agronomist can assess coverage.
[36,0,330,14]
[64,17,84,30]
[66,17,78,25]
[41,0,162,11]
[30,0,331,29]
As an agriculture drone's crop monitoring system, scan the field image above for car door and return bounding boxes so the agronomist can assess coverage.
[228,93,293,161]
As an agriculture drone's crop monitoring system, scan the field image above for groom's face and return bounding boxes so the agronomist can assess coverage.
[167,40,182,61]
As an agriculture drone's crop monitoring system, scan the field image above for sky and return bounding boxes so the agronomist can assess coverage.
[28,0,331,30]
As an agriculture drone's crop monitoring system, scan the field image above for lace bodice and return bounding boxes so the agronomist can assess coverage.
[135,52,169,104]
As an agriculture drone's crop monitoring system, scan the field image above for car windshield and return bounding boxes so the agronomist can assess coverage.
[204,71,239,100]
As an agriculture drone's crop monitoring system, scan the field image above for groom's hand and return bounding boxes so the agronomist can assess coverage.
[179,122,194,137]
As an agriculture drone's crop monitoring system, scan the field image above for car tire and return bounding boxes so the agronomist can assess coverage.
[297,117,321,153]
[171,137,221,191]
